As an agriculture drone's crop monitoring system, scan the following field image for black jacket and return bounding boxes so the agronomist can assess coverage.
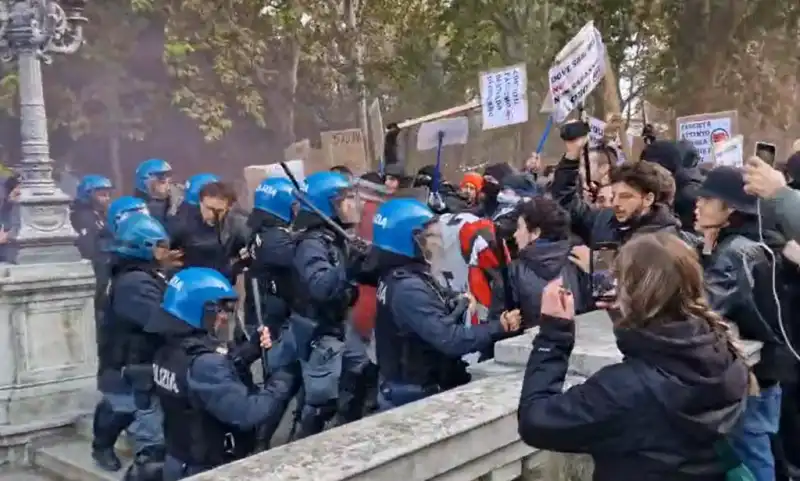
[702,221,793,385]
[551,156,683,246]
[518,315,749,481]
[488,240,592,329]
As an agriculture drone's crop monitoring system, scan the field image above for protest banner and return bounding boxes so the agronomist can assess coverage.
[713,134,744,168]
[588,116,605,147]
[320,128,368,175]
[368,98,385,166]
[547,21,606,123]
[479,63,528,130]
[676,110,739,164]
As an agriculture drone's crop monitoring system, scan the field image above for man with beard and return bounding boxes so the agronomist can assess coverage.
[551,130,681,247]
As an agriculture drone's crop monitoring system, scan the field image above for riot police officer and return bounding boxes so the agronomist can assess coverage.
[92,213,169,472]
[245,176,303,447]
[133,158,174,224]
[286,171,373,438]
[148,267,290,480]
[71,175,114,335]
[372,198,519,411]
[71,174,114,262]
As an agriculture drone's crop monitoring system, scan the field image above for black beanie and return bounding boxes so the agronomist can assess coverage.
[640,140,683,174]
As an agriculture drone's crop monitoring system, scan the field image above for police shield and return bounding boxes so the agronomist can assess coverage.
[351,178,387,338]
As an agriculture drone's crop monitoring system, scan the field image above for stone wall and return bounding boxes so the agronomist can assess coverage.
[187,311,763,481]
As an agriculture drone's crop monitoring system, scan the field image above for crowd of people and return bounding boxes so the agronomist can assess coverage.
[61,119,800,481]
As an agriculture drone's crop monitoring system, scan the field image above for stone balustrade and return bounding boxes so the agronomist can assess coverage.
[187,311,762,481]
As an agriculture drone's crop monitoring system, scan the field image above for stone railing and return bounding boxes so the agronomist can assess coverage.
[188,311,762,481]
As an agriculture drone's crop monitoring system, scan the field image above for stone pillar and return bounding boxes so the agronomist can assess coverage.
[0,262,96,434]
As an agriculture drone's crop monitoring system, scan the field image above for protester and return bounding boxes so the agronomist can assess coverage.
[487,196,591,331]
[552,131,680,246]
[518,232,752,481]
[699,165,792,480]
[641,139,702,231]
[459,171,483,206]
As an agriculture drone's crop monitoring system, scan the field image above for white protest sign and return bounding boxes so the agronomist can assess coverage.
[588,117,605,147]
[479,63,529,130]
[713,135,744,168]
[417,116,469,151]
[547,21,606,122]
[676,110,738,164]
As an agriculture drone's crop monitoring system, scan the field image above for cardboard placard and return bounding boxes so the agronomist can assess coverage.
[321,128,368,175]
[675,110,739,165]
[242,160,305,207]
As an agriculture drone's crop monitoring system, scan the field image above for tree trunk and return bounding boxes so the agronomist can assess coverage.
[285,36,301,144]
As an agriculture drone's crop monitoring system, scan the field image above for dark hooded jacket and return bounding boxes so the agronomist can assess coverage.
[701,218,794,386]
[641,140,704,233]
[551,156,683,246]
[488,240,592,329]
[518,315,749,481]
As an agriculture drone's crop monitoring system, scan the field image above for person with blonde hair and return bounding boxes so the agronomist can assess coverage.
[518,232,752,481]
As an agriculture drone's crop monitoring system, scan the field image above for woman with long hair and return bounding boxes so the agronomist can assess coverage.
[518,232,754,481]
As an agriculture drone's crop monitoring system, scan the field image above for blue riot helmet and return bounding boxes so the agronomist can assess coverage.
[184,173,219,206]
[161,267,238,329]
[301,171,353,219]
[372,198,436,258]
[134,158,172,194]
[253,177,295,223]
[76,175,113,203]
[111,212,169,261]
[107,196,150,235]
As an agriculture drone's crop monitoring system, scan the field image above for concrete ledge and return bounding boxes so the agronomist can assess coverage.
[189,372,531,481]
[493,310,762,370]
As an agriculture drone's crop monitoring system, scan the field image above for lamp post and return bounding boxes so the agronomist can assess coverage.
[1,0,87,264]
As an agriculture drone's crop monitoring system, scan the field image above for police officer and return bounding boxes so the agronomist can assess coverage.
[133,158,174,224]
[71,174,114,262]
[71,175,114,335]
[107,196,149,236]
[244,177,304,447]
[287,171,373,438]
[148,267,291,480]
[372,198,519,411]
[92,213,169,472]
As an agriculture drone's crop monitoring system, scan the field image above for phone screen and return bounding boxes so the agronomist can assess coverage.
[755,142,777,165]
[591,247,618,300]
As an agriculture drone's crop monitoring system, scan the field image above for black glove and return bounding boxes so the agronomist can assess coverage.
[346,238,371,279]
[228,333,263,371]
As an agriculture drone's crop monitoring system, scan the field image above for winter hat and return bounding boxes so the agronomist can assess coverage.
[460,172,483,191]
[676,140,700,168]
[383,163,407,180]
[640,140,683,174]
[785,152,800,181]
[482,162,515,184]
[696,166,757,215]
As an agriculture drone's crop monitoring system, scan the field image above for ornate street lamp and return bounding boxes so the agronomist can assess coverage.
[0,0,87,264]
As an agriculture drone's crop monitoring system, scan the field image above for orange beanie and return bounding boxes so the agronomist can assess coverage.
[460,172,484,191]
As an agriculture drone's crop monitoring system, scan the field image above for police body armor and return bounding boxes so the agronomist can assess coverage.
[289,228,357,333]
[153,337,255,470]
[248,227,294,327]
[98,266,168,374]
[376,265,470,390]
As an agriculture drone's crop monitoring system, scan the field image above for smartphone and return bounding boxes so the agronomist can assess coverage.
[754,141,777,165]
[591,242,618,301]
